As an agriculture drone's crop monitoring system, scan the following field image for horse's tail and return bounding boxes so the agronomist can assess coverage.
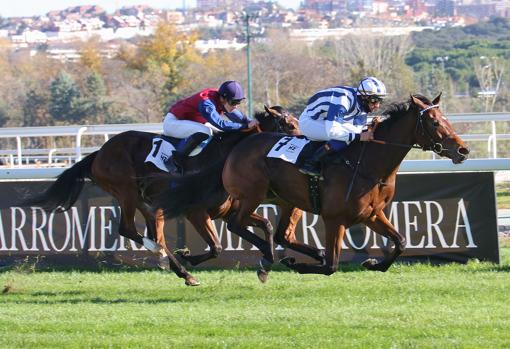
[151,160,227,219]
[20,151,98,211]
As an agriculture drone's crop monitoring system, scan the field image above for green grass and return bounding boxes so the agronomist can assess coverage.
[1,249,510,349]
[497,182,510,209]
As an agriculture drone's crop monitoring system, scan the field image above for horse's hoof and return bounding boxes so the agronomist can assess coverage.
[174,248,190,257]
[257,269,269,283]
[185,277,200,286]
[280,256,296,267]
[362,258,378,269]
[362,258,387,272]
[158,257,170,271]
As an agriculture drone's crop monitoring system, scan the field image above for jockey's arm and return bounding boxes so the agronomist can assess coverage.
[225,109,249,124]
[198,99,247,132]
[325,104,365,143]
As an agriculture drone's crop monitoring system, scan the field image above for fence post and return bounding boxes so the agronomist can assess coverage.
[75,126,88,162]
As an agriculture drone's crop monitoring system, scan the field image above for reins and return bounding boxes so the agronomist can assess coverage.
[370,104,445,153]
[344,102,442,202]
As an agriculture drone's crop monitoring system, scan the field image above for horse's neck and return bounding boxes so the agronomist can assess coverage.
[361,113,418,180]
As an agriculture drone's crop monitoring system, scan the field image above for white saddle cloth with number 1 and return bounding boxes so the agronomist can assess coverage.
[145,137,176,172]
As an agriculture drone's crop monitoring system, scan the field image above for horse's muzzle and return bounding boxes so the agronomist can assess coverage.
[453,146,469,164]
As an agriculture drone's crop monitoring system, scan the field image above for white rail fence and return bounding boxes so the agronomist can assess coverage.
[0,112,509,172]
[1,158,509,180]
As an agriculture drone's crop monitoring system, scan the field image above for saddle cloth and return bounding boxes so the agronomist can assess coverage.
[267,136,323,166]
[144,137,177,172]
[144,135,212,172]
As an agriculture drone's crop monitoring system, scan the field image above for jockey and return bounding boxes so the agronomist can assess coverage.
[163,80,259,170]
[298,76,387,177]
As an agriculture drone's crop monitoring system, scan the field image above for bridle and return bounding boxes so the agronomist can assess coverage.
[271,111,297,134]
[371,103,446,154]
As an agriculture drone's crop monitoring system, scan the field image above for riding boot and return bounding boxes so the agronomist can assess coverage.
[299,144,331,178]
[170,132,209,174]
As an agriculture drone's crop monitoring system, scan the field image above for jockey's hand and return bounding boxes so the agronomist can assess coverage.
[360,130,374,142]
[247,119,259,128]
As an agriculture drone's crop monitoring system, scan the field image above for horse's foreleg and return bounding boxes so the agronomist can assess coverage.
[180,211,222,266]
[227,200,274,283]
[362,211,406,272]
[274,205,325,263]
[282,218,345,275]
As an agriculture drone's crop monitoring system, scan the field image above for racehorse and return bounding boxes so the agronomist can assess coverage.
[219,94,469,277]
[21,106,300,286]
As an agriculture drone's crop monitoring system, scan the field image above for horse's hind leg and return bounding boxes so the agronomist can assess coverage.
[137,206,171,271]
[273,204,325,263]
[119,195,199,286]
[177,210,222,266]
[362,211,406,272]
[282,218,345,275]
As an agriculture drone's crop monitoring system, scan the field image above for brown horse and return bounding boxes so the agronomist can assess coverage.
[221,94,469,276]
[22,106,300,286]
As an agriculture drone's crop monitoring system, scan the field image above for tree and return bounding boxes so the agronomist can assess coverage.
[49,71,83,123]
[117,21,197,111]
[22,88,50,126]
[79,36,103,73]
[79,72,114,123]
[0,102,8,127]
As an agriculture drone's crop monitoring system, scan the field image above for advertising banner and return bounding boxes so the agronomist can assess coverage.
[0,172,499,268]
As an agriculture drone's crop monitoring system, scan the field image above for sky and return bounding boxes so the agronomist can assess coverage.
[0,0,301,18]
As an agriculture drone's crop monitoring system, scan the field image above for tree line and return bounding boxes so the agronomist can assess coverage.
[0,18,508,132]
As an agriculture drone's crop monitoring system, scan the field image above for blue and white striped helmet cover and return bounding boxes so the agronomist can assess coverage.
[357,77,387,97]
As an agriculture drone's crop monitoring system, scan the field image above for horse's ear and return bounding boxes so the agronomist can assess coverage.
[264,105,281,118]
[432,92,442,105]
[410,94,427,109]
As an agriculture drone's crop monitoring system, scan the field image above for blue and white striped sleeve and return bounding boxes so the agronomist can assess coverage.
[198,99,247,131]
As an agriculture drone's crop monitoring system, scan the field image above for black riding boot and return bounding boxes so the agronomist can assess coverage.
[299,144,331,178]
[170,132,209,173]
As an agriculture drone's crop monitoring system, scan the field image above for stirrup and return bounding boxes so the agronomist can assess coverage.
[299,167,321,178]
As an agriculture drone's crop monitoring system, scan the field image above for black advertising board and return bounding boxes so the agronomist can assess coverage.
[0,172,499,268]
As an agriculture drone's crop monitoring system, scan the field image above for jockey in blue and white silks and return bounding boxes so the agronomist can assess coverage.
[299,76,388,177]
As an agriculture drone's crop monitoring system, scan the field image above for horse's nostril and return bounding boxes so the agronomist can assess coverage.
[458,147,470,155]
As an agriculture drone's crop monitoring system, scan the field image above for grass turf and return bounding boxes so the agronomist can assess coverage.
[1,248,509,348]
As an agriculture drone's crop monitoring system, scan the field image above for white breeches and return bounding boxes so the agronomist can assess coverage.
[163,113,217,138]
[299,112,358,143]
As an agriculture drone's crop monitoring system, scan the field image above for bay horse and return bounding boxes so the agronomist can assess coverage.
[221,94,469,276]
[21,106,300,286]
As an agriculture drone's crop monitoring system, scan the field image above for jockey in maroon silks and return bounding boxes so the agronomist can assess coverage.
[163,80,259,170]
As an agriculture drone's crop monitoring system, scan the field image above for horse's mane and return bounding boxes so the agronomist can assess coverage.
[379,94,432,127]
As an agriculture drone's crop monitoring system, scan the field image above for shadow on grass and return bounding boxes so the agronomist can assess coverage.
[1,254,509,275]
[0,296,190,305]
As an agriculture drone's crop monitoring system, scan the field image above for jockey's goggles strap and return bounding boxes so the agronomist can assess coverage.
[419,104,440,115]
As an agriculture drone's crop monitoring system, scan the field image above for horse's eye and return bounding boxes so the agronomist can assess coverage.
[432,120,440,127]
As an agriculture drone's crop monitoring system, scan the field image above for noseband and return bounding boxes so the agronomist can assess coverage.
[416,104,445,154]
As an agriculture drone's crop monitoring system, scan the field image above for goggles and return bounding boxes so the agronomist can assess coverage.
[366,96,384,104]
[228,99,243,106]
